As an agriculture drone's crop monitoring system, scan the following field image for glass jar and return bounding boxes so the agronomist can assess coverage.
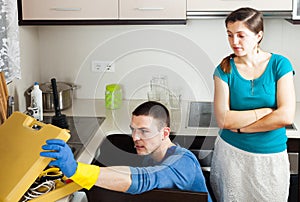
[105,84,122,110]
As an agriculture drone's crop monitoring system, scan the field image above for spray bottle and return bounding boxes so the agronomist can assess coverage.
[30,82,43,121]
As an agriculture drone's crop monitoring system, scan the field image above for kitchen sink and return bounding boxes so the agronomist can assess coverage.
[43,116,105,159]
[92,134,144,167]
[92,133,216,168]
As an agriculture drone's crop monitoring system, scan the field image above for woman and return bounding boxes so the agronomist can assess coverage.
[210,7,295,202]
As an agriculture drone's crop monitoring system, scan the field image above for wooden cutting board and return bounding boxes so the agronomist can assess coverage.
[0,112,80,202]
[0,72,8,124]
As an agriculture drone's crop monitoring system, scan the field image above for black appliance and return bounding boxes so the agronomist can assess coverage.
[43,116,105,159]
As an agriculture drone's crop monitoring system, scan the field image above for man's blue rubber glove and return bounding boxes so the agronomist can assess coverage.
[40,139,77,178]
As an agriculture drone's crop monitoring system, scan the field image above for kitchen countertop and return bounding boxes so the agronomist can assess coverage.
[55,99,300,163]
[53,99,300,202]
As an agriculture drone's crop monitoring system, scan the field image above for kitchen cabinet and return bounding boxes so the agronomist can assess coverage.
[18,0,186,25]
[287,138,300,202]
[87,184,208,202]
[186,0,292,20]
[187,0,292,11]
[20,0,118,20]
[119,0,186,20]
[288,0,300,24]
[88,133,300,201]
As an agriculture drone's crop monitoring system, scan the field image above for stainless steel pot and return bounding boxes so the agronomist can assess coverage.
[25,82,77,112]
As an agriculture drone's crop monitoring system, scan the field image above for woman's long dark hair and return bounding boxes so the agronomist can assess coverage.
[220,7,264,73]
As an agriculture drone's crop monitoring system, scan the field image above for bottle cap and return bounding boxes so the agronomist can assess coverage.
[106,84,121,92]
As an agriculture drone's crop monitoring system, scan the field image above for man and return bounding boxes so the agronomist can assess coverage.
[41,101,212,201]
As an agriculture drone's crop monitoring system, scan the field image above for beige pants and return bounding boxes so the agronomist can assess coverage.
[210,136,290,202]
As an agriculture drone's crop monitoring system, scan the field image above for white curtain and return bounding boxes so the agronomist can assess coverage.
[0,0,20,83]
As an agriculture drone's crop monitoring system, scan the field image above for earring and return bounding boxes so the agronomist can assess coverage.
[257,44,260,54]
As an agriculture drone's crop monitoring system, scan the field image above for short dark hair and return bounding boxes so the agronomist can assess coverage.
[132,101,170,128]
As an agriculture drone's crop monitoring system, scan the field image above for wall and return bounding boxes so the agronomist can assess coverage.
[9,26,40,112]
[16,19,300,111]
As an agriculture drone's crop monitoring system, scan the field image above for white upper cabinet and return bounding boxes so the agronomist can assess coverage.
[119,0,186,20]
[21,0,118,20]
[187,0,292,11]
[20,0,186,23]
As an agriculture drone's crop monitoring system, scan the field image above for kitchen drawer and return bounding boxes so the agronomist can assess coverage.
[187,0,292,11]
[119,0,186,20]
[21,0,118,20]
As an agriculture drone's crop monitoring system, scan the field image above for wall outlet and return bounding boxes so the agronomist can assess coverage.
[91,61,115,72]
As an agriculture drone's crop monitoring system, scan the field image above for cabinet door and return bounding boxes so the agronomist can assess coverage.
[187,0,292,11]
[22,0,118,20]
[119,0,186,20]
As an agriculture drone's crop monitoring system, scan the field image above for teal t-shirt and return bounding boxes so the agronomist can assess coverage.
[214,53,294,153]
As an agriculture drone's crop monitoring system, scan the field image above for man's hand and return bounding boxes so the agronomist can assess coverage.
[40,139,77,178]
[40,139,100,190]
